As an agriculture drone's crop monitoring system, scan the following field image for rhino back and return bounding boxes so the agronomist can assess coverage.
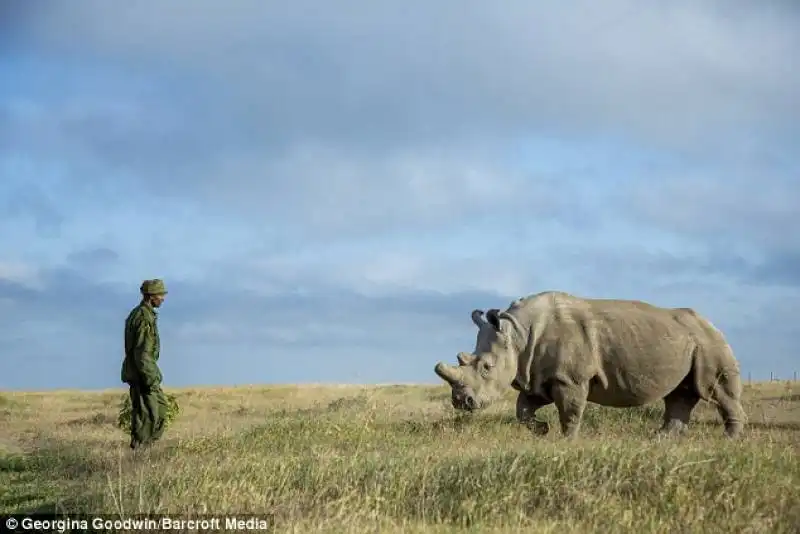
[512,292,697,407]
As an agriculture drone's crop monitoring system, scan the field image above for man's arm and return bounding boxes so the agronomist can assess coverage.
[130,314,162,388]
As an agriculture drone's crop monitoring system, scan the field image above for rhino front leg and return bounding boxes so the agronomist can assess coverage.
[550,381,589,439]
[516,391,552,436]
[660,388,700,435]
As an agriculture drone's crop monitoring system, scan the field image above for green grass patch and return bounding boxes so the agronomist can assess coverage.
[0,384,797,533]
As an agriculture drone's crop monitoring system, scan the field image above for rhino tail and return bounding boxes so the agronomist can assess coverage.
[688,340,714,402]
[594,368,609,391]
[582,314,608,391]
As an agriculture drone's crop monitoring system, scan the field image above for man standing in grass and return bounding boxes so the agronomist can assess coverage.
[122,279,169,450]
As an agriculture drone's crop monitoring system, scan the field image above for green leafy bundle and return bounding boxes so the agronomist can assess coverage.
[116,392,181,433]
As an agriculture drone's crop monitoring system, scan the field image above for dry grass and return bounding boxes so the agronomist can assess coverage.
[1,381,798,533]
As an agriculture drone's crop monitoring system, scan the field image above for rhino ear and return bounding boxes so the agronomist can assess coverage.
[457,352,476,366]
[498,310,524,335]
[487,309,524,334]
[471,309,487,328]
[485,308,502,330]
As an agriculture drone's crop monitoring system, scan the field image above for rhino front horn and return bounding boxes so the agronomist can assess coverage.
[434,362,463,385]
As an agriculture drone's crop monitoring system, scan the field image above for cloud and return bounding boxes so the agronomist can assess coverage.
[0,1,798,389]
[8,2,798,171]
[624,163,799,248]
[14,1,799,147]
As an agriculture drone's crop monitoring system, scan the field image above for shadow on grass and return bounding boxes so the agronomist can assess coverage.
[0,436,114,515]
[425,390,451,403]
[761,394,800,403]
[65,413,117,427]
[376,404,667,437]
[234,410,521,452]
[326,395,370,412]
[388,412,512,435]
[0,393,23,418]
[743,420,800,431]
[690,419,800,433]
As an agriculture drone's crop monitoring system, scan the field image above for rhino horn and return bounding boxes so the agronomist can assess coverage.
[471,309,487,328]
[434,362,464,386]
[457,352,476,366]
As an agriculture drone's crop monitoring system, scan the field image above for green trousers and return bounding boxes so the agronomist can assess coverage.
[128,382,169,448]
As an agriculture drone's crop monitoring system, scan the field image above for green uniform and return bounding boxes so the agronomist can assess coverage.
[122,289,168,448]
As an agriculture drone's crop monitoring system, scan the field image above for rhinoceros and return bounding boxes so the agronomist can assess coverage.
[434,291,746,438]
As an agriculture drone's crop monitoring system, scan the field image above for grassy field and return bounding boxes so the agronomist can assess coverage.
[1,381,798,533]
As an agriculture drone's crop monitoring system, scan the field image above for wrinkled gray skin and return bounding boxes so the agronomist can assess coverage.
[434,291,746,439]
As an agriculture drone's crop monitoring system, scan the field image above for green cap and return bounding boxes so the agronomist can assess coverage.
[140,279,168,295]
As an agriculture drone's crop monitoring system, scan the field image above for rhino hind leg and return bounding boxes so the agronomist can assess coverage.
[550,381,590,439]
[710,378,746,438]
[694,355,746,437]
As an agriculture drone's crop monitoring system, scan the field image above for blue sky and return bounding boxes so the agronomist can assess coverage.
[1,1,798,390]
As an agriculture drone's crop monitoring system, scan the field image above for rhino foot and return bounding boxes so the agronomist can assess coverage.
[657,420,690,439]
[524,419,550,436]
[723,421,744,439]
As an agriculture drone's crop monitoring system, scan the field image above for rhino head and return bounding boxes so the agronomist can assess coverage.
[434,308,524,411]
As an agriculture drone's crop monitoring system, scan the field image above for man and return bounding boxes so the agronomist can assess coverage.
[122,279,169,450]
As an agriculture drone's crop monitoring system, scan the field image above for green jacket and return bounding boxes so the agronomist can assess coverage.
[121,301,163,387]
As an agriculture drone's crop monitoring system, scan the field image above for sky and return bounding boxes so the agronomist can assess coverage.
[1,1,798,391]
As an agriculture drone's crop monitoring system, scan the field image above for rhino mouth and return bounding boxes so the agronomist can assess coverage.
[434,361,481,411]
[451,387,479,411]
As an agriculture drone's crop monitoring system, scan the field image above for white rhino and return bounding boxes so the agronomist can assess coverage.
[434,291,746,438]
